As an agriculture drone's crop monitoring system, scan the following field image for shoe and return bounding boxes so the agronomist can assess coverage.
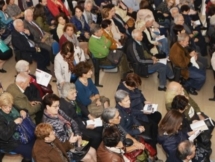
[158,87,166,91]
[0,69,7,73]
[187,87,198,95]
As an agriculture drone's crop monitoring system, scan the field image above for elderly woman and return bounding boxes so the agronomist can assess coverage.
[0,92,34,162]
[54,42,86,95]
[5,0,23,19]
[97,126,129,162]
[74,61,109,117]
[59,23,88,56]
[42,93,97,162]
[59,82,102,149]
[33,123,78,162]
[101,108,144,153]
[117,73,161,135]
[70,6,91,42]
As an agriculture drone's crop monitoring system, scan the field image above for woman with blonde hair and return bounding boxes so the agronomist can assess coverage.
[0,92,34,162]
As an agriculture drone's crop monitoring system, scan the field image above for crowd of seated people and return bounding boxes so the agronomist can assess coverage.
[0,0,215,161]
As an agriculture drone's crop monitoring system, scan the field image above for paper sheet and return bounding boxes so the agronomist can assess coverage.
[86,118,103,127]
[35,69,52,87]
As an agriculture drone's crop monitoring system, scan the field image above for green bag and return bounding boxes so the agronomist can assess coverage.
[136,150,148,162]
[0,40,9,53]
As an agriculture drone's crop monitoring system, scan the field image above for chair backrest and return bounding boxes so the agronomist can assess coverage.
[52,42,60,55]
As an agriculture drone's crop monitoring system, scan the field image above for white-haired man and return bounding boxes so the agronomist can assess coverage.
[169,33,206,95]
[126,29,174,91]
[23,8,53,56]
[11,19,50,72]
[6,73,42,123]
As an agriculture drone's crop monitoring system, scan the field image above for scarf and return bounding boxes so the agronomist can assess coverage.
[63,33,79,47]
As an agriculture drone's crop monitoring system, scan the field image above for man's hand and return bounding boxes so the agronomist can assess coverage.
[20,110,27,119]
[24,29,30,35]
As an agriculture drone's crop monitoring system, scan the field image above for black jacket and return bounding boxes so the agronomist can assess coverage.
[0,115,18,151]
[11,30,36,63]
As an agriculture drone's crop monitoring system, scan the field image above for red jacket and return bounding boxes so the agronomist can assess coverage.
[47,0,70,17]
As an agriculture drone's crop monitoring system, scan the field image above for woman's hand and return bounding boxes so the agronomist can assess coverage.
[69,133,79,143]
[14,117,23,124]
[133,142,145,150]
[138,126,145,133]
[20,110,27,119]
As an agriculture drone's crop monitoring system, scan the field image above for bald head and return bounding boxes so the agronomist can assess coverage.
[167,81,184,95]
[177,140,196,160]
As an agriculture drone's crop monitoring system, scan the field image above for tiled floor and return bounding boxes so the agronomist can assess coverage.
[0,54,214,161]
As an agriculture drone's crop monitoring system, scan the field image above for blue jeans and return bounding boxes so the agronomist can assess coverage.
[148,63,174,87]
[184,66,206,90]
[158,37,169,56]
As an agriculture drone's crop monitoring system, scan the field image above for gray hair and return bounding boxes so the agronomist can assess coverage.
[177,33,188,42]
[15,72,30,83]
[101,107,118,123]
[61,82,76,98]
[90,24,101,35]
[15,60,29,73]
[131,29,141,39]
[13,19,23,28]
[24,8,33,18]
[174,14,183,24]
[84,0,93,7]
[115,89,129,103]
[170,7,179,14]
[210,15,215,26]
[177,140,194,160]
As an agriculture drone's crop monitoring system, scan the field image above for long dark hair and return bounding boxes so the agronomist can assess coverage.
[159,110,183,135]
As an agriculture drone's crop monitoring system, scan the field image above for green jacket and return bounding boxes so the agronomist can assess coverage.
[89,35,111,58]
[35,17,50,33]
[166,90,201,120]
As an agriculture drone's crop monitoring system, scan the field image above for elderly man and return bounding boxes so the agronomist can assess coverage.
[23,8,53,56]
[12,19,50,72]
[166,140,196,162]
[169,33,206,95]
[6,73,42,123]
[89,24,129,75]
[83,0,95,28]
[126,29,174,91]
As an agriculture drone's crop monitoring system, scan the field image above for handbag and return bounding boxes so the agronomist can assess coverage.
[124,149,143,162]
[137,136,157,157]
[16,116,36,144]
[0,40,9,53]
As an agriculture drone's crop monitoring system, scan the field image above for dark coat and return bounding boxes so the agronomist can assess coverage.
[157,131,188,156]
[32,138,71,162]
[11,29,36,63]
[0,115,18,151]
[112,14,127,34]
[70,16,90,36]
[116,104,141,136]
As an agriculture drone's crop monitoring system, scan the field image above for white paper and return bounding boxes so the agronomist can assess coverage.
[143,104,158,113]
[188,130,202,142]
[155,35,165,41]
[35,69,52,87]
[194,20,201,25]
[190,56,199,69]
[158,58,167,65]
[87,118,103,127]
[188,106,195,118]
[190,120,208,131]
